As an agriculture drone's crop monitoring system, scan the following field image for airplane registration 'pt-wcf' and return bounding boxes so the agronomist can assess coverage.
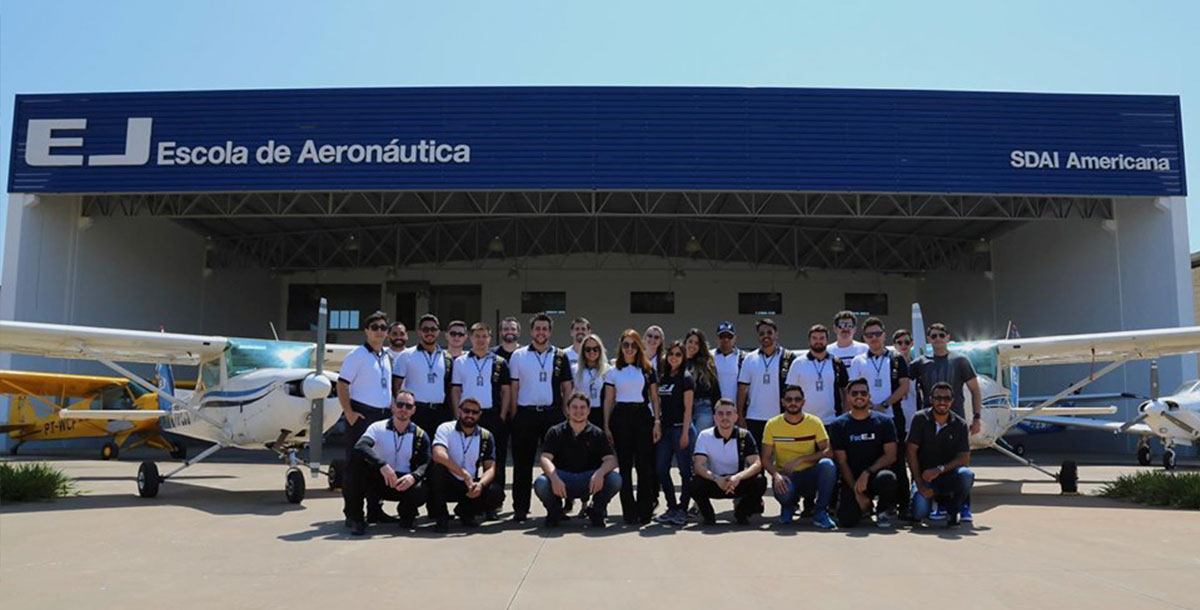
[0,300,356,503]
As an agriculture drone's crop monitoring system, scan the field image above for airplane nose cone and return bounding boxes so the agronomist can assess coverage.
[1140,400,1165,416]
[301,374,332,400]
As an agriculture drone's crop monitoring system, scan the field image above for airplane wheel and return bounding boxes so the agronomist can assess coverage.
[1163,450,1177,471]
[327,458,345,490]
[101,442,119,461]
[1058,460,1079,494]
[169,442,187,460]
[1014,444,1026,457]
[137,461,160,498]
[285,469,306,504]
[1137,445,1152,466]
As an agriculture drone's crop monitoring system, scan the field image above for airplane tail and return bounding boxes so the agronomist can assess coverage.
[155,363,176,410]
[911,302,927,356]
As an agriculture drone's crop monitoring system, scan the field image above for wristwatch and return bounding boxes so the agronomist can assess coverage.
[937,464,946,473]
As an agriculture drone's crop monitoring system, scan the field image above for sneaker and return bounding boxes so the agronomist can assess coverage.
[655,509,676,524]
[959,506,973,523]
[813,511,837,530]
[947,513,961,528]
[349,520,367,536]
[433,518,449,533]
[398,517,415,531]
[876,510,894,529]
[668,508,686,527]
[482,510,501,522]
[459,514,479,528]
[512,512,528,523]
[584,506,606,528]
[929,507,948,521]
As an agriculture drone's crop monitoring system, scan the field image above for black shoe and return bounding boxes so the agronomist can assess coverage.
[398,516,415,531]
[433,519,449,533]
[584,505,606,528]
[367,511,400,524]
[622,514,637,525]
[482,510,501,522]
[512,512,528,523]
[349,520,367,536]
[544,514,561,528]
[734,512,750,525]
[947,513,961,528]
[459,513,479,528]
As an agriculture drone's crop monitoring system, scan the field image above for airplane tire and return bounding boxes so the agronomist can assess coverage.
[1058,460,1079,494]
[1163,450,1177,471]
[1014,444,1026,457]
[327,458,346,490]
[285,469,306,504]
[137,461,160,498]
[1137,445,1152,466]
[169,442,187,460]
[101,442,119,461]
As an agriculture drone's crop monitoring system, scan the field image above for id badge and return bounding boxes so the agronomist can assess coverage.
[427,373,436,384]
[816,379,824,392]
[539,371,548,382]
[380,377,388,389]
[875,378,883,388]
[591,387,599,399]
[762,373,771,384]
[476,376,484,387]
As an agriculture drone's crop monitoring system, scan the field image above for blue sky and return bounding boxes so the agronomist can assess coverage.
[2,1,1196,252]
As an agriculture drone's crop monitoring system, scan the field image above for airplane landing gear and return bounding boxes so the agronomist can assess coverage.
[9,442,21,455]
[1057,460,1079,494]
[285,468,306,504]
[101,441,119,460]
[1137,443,1152,466]
[137,461,161,498]
[169,442,187,460]
[1163,448,1177,471]
[327,458,345,490]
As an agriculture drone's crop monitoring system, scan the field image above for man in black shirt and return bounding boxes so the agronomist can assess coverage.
[906,381,975,527]
[828,378,898,528]
[534,392,621,528]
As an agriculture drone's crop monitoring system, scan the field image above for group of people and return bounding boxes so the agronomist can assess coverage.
[335,309,979,535]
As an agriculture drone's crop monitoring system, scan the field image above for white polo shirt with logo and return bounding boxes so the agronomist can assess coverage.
[338,343,393,409]
[605,364,655,403]
[361,419,419,472]
[509,344,560,406]
[452,351,501,410]
[737,347,787,422]
[712,348,742,402]
[785,350,840,424]
[694,427,743,476]
[848,348,899,406]
[393,345,448,403]
[433,421,495,481]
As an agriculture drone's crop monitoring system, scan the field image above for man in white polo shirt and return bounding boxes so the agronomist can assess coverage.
[393,313,455,435]
[345,389,431,536]
[337,310,396,526]
[785,324,849,425]
[828,310,869,369]
[450,322,512,519]
[690,398,766,525]
[508,312,575,522]
[427,397,503,532]
[848,317,910,429]
[562,317,591,368]
[737,318,796,444]
[711,321,743,402]
[386,321,408,358]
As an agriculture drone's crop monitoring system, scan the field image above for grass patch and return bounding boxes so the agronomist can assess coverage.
[0,462,78,502]
[1098,471,1200,510]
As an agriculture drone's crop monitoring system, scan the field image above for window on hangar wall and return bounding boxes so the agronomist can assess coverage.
[739,292,783,316]
[844,293,889,316]
[288,284,382,331]
[521,292,567,315]
[630,292,675,314]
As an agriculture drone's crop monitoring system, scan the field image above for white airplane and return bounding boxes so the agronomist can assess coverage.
[0,300,357,503]
[908,304,1200,490]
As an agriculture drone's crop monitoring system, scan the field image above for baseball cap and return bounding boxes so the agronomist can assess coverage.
[717,321,735,336]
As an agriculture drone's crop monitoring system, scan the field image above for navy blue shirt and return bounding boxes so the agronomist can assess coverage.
[827,410,898,476]
[657,369,695,426]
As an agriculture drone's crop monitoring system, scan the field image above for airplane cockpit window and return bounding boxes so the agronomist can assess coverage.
[1171,380,1200,395]
[199,358,221,391]
[98,385,134,410]
[226,339,315,377]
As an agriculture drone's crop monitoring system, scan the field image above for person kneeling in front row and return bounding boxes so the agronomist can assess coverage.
[690,398,766,525]
[761,385,838,529]
[829,377,899,528]
[346,389,430,536]
[427,397,504,533]
[534,392,622,528]
[907,381,975,528]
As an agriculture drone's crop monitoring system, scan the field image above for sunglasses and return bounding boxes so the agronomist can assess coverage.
[583,346,601,354]
[621,342,637,349]
[645,335,662,341]
[836,322,855,330]
[894,339,912,346]
[782,395,804,403]
[849,390,870,397]
[396,402,417,409]
[864,331,884,338]
[931,395,953,403]
[667,351,684,358]
[420,326,440,333]
[459,408,481,415]
[367,324,389,332]
[928,332,948,339]
[758,330,775,337]
[448,331,466,337]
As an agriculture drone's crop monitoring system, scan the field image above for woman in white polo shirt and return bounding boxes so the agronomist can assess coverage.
[573,333,610,427]
[604,329,662,525]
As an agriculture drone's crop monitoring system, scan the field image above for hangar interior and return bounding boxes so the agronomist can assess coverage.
[2,189,1192,454]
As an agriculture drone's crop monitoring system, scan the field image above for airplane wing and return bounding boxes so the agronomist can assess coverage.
[0,369,128,397]
[1024,414,1154,436]
[57,409,168,421]
[996,326,1200,367]
[0,321,228,366]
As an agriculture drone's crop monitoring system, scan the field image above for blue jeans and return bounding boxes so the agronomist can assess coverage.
[773,458,836,515]
[534,470,622,517]
[910,467,974,519]
[691,398,714,432]
[655,423,697,510]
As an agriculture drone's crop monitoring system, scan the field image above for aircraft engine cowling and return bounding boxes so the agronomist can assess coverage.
[301,374,333,400]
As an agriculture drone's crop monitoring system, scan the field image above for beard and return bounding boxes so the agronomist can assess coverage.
[809,344,826,354]
[501,333,517,343]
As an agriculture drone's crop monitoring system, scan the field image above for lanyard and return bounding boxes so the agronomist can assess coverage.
[761,350,778,376]
[421,346,441,376]
[534,347,552,374]
[371,348,389,389]
[870,352,888,377]
[392,427,409,468]
[471,354,492,379]
[459,430,476,469]
[811,356,827,379]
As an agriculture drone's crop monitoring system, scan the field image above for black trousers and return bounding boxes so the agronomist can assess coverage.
[892,440,910,514]
[344,459,427,522]
[746,419,767,447]
[588,408,605,428]
[413,401,453,437]
[479,407,509,500]
[610,402,656,521]
[426,463,504,520]
[836,469,898,527]
[341,402,389,518]
[510,406,565,515]
[689,475,767,521]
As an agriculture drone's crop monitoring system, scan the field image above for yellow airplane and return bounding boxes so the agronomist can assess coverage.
[0,369,186,460]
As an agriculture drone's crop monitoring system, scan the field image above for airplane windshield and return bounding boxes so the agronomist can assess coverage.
[1171,380,1200,395]
[226,339,315,377]
[98,385,134,410]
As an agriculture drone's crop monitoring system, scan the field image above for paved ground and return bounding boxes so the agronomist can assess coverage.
[2,452,1198,610]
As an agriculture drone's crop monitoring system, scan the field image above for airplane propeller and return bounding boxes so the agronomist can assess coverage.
[303,298,331,478]
[1117,359,1158,433]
